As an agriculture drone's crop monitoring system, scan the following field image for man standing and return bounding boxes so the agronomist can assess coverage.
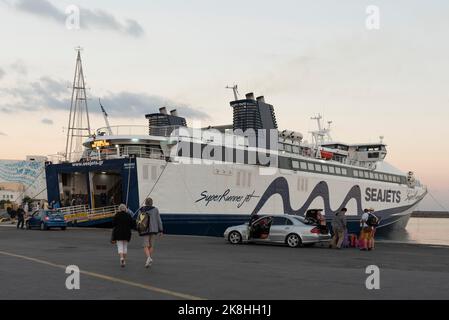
[331,208,347,249]
[138,198,163,268]
[16,206,25,229]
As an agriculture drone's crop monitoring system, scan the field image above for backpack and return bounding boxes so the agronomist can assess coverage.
[136,207,151,235]
[367,213,379,227]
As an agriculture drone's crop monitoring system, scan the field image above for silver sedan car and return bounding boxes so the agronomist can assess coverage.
[224,215,331,248]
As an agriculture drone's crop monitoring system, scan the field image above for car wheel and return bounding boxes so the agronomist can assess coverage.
[228,231,243,245]
[286,233,302,248]
[40,222,47,231]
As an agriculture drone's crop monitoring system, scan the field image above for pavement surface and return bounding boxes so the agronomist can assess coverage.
[1,225,449,300]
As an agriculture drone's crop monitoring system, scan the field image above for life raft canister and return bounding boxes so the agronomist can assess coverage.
[320,150,333,160]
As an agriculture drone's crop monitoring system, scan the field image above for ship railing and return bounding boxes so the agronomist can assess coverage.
[87,205,120,221]
[95,125,182,137]
[47,146,166,164]
[56,205,88,216]
[57,205,119,223]
[86,145,166,161]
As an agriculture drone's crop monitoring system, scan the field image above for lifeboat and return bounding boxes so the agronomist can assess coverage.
[320,150,333,160]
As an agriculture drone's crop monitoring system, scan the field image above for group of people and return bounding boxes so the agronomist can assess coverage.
[111,197,163,268]
[330,208,379,251]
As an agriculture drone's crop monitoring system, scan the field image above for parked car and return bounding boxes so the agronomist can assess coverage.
[26,210,67,230]
[224,214,331,248]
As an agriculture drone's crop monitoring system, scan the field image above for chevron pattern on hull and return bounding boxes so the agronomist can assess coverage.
[252,177,426,221]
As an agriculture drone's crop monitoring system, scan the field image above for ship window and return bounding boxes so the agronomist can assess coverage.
[322,165,329,173]
[364,172,369,179]
[388,175,392,181]
[314,164,321,172]
[300,162,307,170]
[353,170,359,177]
[292,160,300,170]
[370,173,374,179]
[374,173,379,180]
[341,168,347,175]
[292,146,300,154]
[278,144,284,151]
[285,145,292,152]
[368,152,379,159]
[335,167,342,175]
[308,163,314,171]
[329,166,335,174]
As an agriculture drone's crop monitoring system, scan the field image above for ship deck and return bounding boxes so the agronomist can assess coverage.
[1,225,448,300]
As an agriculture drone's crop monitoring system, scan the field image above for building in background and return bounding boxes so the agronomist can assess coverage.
[0,156,48,205]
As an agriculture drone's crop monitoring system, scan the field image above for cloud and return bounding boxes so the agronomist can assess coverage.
[10,60,27,75]
[41,118,53,125]
[11,0,145,37]
[0,76,209,120]
[99,92,210,120]
[0,68,4,80]
[0,131,7,136]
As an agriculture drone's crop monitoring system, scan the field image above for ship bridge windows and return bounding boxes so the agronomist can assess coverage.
[368,152,380,159]
[335,167,342,175]
[322,165,329,173]
[328,166,335,174]
[323,144,349,151]
[356,145,386,152]
[315,164,322,172]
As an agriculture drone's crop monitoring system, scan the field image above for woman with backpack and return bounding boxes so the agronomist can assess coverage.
[136,198,163,268]
[359,208,379,251]
[111,204,134,267]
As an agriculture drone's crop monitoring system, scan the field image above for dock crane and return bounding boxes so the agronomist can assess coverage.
[226,84,240,101]
[99,98,113,136]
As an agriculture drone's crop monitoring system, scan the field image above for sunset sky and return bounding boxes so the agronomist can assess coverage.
[0,0,448,211]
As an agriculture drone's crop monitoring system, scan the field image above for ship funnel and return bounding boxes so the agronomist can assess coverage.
[159,107,168,114]
[245,92,255,100]
[170,109,178,117]
[256,96,265,103]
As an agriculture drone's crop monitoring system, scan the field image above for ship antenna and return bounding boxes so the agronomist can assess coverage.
[64,47,92,162]
[226,84,239,101]
[99,98,113,136]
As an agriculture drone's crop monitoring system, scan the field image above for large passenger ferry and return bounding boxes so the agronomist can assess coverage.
[45,90,427,236]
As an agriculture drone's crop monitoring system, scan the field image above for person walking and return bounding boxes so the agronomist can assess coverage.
[137,198,163,268]
[16,206,25,229]
[331,208,347,249]
[111,204,134,267]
